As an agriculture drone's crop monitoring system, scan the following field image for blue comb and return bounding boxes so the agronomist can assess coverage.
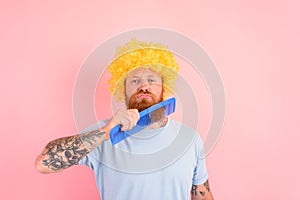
[110,97,176,145]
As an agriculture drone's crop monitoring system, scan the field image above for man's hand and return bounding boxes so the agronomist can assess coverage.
[109,109,140,132]
[191,180,214,200]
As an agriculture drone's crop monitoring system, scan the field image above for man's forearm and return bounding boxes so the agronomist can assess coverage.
[35,129,107,174]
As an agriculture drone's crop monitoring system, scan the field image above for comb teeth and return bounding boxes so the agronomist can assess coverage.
[110,98,176,145]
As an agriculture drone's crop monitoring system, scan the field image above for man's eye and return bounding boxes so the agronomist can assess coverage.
[131,79,139,83]
[148,79,155,83]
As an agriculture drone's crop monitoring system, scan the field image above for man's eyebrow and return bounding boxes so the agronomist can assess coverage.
[144,75,160,78]
[128,75,156,78]
[127,75,141,79]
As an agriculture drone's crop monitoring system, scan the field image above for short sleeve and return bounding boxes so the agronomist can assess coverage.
[192,134,209,185]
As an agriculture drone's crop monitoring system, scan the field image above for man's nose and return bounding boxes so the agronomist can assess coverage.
[138,80,150,92]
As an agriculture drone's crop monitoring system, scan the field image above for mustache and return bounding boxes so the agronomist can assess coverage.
[133,90,155,97]
[137,90,151,94]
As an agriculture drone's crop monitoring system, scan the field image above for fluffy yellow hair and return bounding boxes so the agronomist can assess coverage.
[107,38,179,101]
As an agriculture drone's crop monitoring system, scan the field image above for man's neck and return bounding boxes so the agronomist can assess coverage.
[145,117,168,130]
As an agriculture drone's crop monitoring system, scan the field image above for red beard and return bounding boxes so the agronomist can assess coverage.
[127,91,163,112]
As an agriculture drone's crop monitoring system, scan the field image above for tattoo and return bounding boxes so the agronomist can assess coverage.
[191,185,198,196]
[204,180,210,192]
[200,191,206,196]
[42,129,106,171]
[80,129,106,150]
[159,118,168,127]
[191,181,209,197]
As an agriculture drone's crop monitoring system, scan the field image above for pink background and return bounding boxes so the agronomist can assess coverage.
[1,0,299,199]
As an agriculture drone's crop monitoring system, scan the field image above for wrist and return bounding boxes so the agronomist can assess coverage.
[102,119,117,139]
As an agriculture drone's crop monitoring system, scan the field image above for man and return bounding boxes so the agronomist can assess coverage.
[35,39,214,200]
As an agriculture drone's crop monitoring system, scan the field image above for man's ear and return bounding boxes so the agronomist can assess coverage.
[124,78,127,94]
[160,86,165,101]
[124,79,129,106]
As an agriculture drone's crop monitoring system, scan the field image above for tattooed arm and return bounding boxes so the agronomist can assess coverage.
[191,180,214,200]
[35,127,110,174]
[35,109,139,174]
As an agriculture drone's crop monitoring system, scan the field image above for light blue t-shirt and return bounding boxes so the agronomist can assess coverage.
[79,118,208,200]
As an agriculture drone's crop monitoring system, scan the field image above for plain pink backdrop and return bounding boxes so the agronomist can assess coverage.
[1,0,299,199]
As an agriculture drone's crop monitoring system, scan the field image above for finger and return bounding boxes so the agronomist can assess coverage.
[129,109,140,124]
[124,116,137,131]
[133,109,140,122]
[128,111,139,128]
[120,120,129,131]
[121,115,134,131]
[126,118,133,130]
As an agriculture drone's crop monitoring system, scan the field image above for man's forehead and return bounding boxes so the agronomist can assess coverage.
[126,68,162,78]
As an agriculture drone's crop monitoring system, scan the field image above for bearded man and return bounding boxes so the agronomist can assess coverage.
[35,39,214,200]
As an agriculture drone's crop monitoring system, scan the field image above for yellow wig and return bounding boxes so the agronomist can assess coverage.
[107,38,179,101]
